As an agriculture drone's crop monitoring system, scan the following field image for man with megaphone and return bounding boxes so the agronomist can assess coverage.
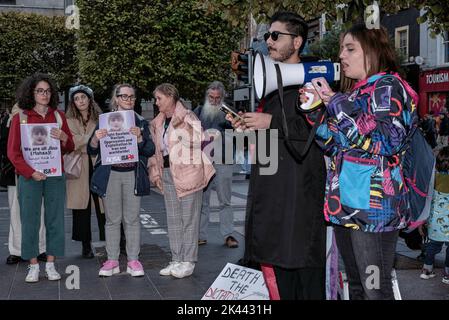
[228,11,327,300]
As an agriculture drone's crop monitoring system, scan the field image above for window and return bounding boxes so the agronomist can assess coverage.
[64,0,74,9]
[395,26,409,62]
[0,0,16,4]
[443,31,449,64]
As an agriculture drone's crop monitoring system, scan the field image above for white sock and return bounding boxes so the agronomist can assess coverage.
[45,262,54,269]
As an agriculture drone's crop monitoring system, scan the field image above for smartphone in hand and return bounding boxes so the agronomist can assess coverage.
[311,77,332,100]
[220,103,245,123]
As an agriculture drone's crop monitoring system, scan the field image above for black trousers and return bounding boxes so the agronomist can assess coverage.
[72,194,105,242]
[273,266,325,300]
[72,157,105,242]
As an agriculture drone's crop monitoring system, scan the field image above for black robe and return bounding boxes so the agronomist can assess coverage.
[244,86,327,269]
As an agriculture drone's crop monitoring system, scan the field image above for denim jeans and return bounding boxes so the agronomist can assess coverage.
[424,240,449,268]
[334,226,398,300]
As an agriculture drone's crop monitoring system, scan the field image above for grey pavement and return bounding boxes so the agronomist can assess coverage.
[0,166,448,300]
[0,168,247,300]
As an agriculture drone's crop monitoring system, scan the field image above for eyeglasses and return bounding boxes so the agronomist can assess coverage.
[34,88,52,96]
[263,31,298,42]
[117,94,136,102]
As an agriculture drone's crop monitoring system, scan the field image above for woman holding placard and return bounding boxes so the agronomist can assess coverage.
[7,73,74,283]
[88,84,155,277]
[66,84,106,259]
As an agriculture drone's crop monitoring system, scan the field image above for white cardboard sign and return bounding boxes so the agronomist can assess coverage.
[202,263,269,300]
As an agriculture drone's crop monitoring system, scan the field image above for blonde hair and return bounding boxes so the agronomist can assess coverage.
[153,83,179,102]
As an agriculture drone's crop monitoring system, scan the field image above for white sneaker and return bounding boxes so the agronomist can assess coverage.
[25,264,40,283]
[160,261,180,276]
[171,262,195,279]
[45,262,61,281]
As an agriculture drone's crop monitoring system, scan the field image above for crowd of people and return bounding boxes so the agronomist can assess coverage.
[420,108,449,150]
[0,10,448,300]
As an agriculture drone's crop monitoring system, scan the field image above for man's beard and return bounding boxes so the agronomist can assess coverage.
[202,100,222,121]
[268,42,296,62]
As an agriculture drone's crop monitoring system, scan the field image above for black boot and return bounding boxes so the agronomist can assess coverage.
[120,224,126,255]
[6,255,22,265]
[82,241,94,259]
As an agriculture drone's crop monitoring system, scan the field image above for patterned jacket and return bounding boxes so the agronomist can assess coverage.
[312,72,418,232]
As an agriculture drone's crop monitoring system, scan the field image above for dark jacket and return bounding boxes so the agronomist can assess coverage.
[244,86,327,269]
[193,105,234,164]
[87,112,155,197]
[0,114,15,187]
[440,114,449,136]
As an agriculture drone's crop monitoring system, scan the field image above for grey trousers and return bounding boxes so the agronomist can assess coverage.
[103,170,141,261]
[162,168,202,262]
[199,164,234,241]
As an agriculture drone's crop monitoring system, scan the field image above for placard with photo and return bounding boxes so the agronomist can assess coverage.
[99,110,138,165]
[20,123,62,177]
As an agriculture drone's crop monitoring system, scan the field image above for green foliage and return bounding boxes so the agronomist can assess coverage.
[308,25,343,61]
[77,0,242,106]
[414,1,449,36]
[203,0,449,35]
[0,12,77,104]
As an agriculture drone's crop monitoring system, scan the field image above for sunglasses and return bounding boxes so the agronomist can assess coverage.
[264,31,298,42]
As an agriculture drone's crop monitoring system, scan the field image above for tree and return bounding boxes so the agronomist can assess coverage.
[0,12,77,106]
[308,25,343,61]
[202,0,449,35]
[76,0,242,106]
[416,1,449,36]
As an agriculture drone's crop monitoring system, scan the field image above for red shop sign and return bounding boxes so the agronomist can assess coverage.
[420,68,449,92]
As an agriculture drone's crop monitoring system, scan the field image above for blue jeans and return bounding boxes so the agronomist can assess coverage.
[424,240,449,268]
[334,226,398,300]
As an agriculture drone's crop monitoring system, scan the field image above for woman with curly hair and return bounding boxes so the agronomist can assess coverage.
[7,73,74,283]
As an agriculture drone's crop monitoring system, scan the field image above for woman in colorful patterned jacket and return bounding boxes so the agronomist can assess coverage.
[299,24,418,299]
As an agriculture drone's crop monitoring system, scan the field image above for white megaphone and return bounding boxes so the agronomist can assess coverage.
[253,51,340,100]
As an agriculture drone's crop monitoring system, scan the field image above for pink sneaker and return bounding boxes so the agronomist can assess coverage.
[98,260,120,277]
[127,260,144,277]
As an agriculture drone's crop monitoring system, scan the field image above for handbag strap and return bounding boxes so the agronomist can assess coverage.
[274,64,325,162]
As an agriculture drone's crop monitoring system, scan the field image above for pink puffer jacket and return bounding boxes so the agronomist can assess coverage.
[148,101,215,198]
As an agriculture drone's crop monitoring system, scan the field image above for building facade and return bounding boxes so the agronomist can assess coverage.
[418,8,449,117]
[0,0,72,16]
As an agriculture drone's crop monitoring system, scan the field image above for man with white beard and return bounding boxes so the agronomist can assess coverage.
[194,81,239,248]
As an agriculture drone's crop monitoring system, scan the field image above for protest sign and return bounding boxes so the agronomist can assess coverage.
[202,263,269,300]
[20,123,61,176]
[99,110,138,165]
